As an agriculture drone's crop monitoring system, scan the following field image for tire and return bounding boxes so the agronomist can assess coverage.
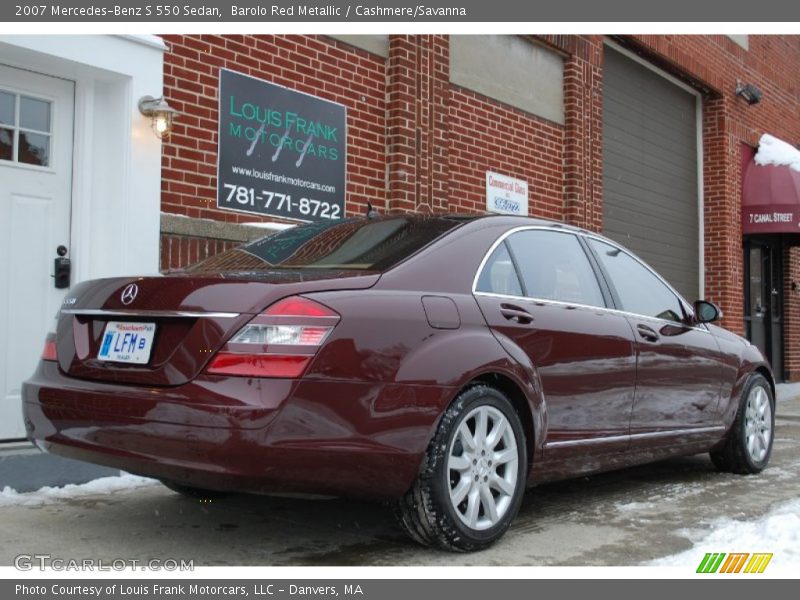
[710,373,774,474]
[395,385,527,552]
[160,479,226,500]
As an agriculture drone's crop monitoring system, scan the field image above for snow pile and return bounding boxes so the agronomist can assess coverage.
[651,498,800,567]
[754,133,800,172]
[614,501,656,512]
[0,473,158,507]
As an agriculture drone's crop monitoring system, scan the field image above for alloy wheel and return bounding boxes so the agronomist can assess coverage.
[744,385,772,463]
[446,405,519,531]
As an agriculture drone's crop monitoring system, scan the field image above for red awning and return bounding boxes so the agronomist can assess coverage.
[742,158,800,235]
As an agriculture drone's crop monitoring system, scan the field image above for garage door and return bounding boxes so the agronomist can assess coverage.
[602,47,700,302]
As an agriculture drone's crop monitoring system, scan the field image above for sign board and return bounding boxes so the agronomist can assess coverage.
[217,68,346,222]
[742,204,800,234]
[486,171,528,216]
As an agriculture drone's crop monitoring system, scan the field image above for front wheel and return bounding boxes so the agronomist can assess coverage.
[395,385,527,552]
[710,373,774,474]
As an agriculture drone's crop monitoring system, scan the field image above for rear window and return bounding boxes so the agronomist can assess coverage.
[187,216,469,273]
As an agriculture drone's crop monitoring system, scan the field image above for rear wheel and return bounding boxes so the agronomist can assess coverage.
[395,385,527,552]
[160,480,226,500]
[710,373,774,474]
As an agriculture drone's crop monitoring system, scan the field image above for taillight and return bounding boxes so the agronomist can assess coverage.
[42,312,59,362]
[228,323,333,346]
[41,339,57,362]
[264,296,337,317]
[205,296,339,378]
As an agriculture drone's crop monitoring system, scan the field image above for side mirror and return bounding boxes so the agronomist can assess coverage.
[694,300,722,324]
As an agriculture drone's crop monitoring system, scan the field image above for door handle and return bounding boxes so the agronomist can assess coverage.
[637,324,659,342]
[500,303,533,324]
[53,245,71,289]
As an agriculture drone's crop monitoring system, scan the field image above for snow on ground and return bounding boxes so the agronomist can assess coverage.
[0,473,158,508]
[776,381,800,403]
[754,133,800,172]
[614,501,656,512]
[650,498,800,567]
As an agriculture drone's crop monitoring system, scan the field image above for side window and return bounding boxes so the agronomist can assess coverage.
[475,241,523,296]
[505,230,605,307]
[588,238,685,322]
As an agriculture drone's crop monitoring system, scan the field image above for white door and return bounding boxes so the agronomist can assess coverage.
[0,65,74,440]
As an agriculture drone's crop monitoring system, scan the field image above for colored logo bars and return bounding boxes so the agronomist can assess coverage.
[696,552,773,573]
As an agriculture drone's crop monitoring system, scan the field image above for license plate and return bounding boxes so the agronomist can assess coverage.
[97,321,156,364]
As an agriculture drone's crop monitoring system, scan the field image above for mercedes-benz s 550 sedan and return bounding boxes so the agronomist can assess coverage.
[23,214,775,551]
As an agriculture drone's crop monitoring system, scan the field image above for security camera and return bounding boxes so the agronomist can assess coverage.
[735,82,762,105]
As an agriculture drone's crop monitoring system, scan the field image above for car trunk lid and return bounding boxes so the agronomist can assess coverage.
[56,270,378,386]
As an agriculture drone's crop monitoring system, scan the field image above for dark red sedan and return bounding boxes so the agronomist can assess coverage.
[23,214,775,551]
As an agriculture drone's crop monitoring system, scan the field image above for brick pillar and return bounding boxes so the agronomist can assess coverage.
[703,95,745,335]
[562,37,603,232]
[386,35,449,213]
[784,247,800,381]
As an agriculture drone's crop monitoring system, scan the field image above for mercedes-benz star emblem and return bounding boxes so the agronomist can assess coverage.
[120,283,139,305]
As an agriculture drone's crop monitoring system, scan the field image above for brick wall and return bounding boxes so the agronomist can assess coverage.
[386,35,450,214]
[559,35,604,231]
[786,248,800,380]
[159,33,580,264]
[447,85,564,219]
[159,33,800,377]
[160,235,238,273]
[160,34,387,225]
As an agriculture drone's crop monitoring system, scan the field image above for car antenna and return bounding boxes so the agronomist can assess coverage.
[366,202,380,219]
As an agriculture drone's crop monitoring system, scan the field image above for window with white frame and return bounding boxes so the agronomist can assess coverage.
[0,89,52,167]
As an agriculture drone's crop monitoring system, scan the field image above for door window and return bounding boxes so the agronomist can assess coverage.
[505,230,605,307]
[475,241,523,297]
[0,89,52,167]
[588,238,685,322]
[748,246,764,317]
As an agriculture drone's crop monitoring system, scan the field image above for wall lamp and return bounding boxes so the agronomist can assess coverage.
[138,95,179,139]
[735,82,763,106]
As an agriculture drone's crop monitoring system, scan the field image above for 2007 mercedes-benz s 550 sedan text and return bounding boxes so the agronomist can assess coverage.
[23,214,775,551]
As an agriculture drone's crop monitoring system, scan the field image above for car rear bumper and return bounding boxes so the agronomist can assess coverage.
[22,361,455,499]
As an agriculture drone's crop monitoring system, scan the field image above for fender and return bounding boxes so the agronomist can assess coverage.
[709,323,776,435]
[394,326,545,456]
[721,357,775,431]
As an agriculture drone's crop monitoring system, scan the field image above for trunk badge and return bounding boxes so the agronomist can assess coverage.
[121,283,139,305]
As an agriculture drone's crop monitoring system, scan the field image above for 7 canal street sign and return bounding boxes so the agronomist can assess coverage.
[742,204,800,234]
